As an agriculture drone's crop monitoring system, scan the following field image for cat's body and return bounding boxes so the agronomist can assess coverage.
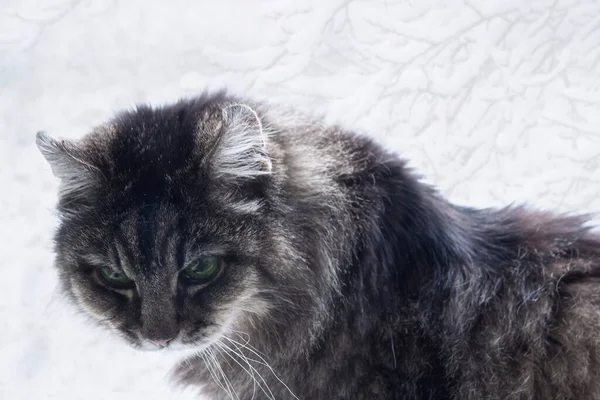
[37,91,600,400]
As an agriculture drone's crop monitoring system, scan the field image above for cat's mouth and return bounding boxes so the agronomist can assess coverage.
[132,337,200,354]
[127,332,216,354]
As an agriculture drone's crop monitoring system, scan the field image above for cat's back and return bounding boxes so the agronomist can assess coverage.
[528,211,600,399]
[445,205,600,399]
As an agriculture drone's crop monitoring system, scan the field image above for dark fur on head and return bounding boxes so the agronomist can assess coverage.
[38,91,600,399]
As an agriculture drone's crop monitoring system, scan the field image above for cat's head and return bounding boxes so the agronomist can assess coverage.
[36,94,294,351]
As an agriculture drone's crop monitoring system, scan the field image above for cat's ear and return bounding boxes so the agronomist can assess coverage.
[208,104,272,180]
[36,132,101,194]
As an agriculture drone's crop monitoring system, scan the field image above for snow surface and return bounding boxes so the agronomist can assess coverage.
[2,0,600,399]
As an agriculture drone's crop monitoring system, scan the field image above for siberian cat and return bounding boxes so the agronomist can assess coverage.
[37,91,600,399]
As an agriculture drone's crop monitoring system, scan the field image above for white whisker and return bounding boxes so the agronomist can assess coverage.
[201,352,229,396]
[224,335,299,400]
[217,340,275,400]
[215,340,259,400]
[209,347,238,400]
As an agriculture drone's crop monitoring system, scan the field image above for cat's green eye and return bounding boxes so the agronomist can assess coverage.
[98,266,134,288]
[181,256,221,284]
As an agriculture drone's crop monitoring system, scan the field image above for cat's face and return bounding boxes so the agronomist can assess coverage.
[37,96,288,351]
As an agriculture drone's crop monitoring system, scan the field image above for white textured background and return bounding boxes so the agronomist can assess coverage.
[1,0,600,399]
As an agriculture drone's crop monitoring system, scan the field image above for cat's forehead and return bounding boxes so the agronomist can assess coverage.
[100,106,213,175]
[74,107,220,207]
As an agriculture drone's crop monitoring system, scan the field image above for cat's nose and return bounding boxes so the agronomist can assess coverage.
[148,337,174,348]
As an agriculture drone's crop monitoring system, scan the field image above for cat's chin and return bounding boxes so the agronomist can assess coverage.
[129,337,211,355]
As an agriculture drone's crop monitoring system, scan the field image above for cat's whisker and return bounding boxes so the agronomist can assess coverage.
[229,329,251,344]
[215,340,259,400]
[230,332,269,360]
[217,340,276,400]
[224,336,299,399]
[209,346,239,400]
[206,351,232,400]
[223,335,299,400]
[207,354,235,399]
[226,336,272,366]
[212,344,244,400]
[199,353,222,392]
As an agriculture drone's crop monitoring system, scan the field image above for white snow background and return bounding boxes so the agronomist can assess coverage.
[2,0,600,399]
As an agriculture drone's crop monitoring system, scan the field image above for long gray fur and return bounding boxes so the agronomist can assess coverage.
[37,91,600,399]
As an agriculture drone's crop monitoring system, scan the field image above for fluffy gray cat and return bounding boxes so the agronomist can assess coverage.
[37,91,600,399]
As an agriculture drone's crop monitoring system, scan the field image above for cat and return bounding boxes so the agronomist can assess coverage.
[37,90,600,400]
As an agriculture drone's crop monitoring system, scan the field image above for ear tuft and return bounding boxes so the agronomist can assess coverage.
[36,131,62,168]
[37,131,73,179]
[36,131,101,199]
[211,103,273,180]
